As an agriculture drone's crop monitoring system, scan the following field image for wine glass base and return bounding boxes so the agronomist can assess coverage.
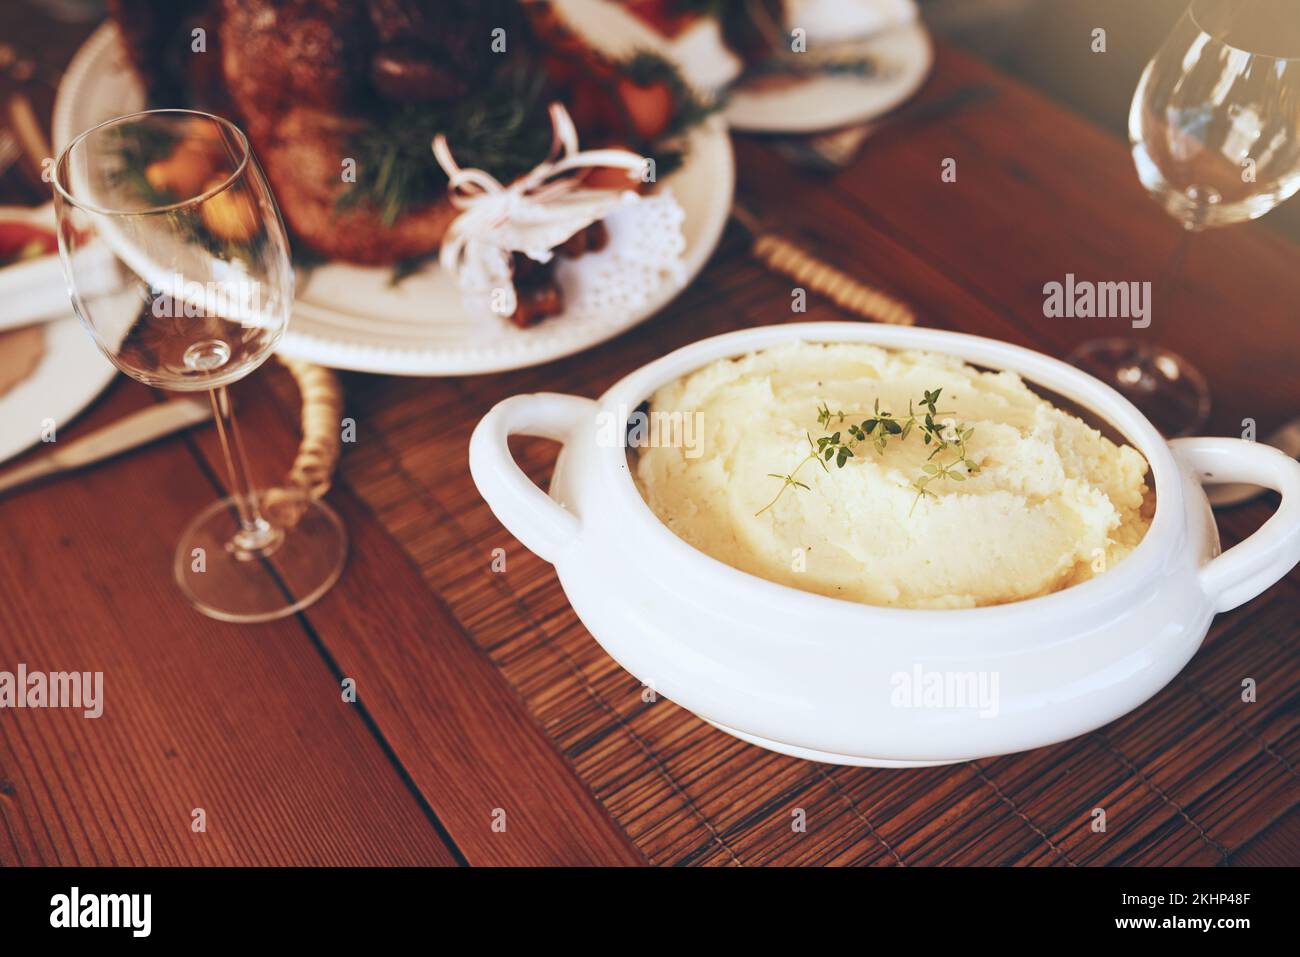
[173,493,347,624]
[1066,337,1210,438]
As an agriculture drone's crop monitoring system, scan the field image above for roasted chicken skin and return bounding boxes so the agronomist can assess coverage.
[109,0,523,264]
[107,0,676,268]
[216,0,457,263]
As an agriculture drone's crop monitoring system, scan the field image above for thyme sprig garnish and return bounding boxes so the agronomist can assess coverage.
[756,388,981,517]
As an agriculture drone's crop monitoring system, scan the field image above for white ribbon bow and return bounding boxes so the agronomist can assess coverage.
[432,103,648,316]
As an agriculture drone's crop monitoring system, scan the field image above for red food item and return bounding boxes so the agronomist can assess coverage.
[509,252,565,326]
[583,160,647,193]
[510,251,546,285]
[0,222,57,266]
[370,42,468,101]
[617,78,675,140]
[584,218,610,254]
[567,75,630,141]
[622,0,698,38]
[511,281,565,327]
[556,220,609,259]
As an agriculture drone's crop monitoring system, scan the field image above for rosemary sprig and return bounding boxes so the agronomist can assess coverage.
[104,123,181,208]
[621,50,721,143]
[756,388,981,517]
[105,125,268,267]
[337,58,554,228]
[337,48,714,230]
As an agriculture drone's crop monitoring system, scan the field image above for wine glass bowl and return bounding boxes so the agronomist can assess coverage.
[1070,0,1300,437]
[53,110,292,391]
[53,109,345,623]
[1130,0,1300,230]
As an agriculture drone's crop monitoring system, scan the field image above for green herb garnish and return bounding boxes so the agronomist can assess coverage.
[337,59,554,228]
[336,47,714,230]
[757,388,982,517]
[104,123,182,208]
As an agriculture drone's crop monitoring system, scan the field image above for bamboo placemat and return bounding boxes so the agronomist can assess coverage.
[294,240,1300,866]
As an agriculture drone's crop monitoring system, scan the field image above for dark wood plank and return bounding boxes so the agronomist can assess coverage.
[0,3,638,866]
[0,379,459,865]
[195,369,645,866]
[3,3,1296,868]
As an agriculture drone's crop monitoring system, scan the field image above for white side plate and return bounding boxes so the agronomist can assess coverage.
[0,205,118,467]
[725,20,934,133]
[555,0,933,134]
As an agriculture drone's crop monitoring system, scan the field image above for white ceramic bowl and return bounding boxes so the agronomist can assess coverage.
[470,323,1300,766]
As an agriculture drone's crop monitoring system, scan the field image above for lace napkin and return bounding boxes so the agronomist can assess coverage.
[433,103,686,323]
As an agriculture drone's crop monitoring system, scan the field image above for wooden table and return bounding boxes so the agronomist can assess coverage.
[2,13,1297,867]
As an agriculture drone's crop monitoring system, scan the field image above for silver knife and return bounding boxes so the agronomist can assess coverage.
[0,398,213,497]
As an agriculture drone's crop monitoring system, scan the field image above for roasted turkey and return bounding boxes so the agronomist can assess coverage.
[107,0,667,267]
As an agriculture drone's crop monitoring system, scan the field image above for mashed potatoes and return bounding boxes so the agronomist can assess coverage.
[634,342,1153,609]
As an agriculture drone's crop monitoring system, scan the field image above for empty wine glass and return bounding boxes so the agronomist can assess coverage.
[53,109,346,623]
[1069,0,1300,436]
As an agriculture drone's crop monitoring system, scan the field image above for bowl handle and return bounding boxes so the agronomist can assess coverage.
[1170,437,1300,612]
[469,393,595,565]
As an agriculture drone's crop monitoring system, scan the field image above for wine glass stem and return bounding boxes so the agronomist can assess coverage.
[1123,229,1194,391]
[1159,202,1205,313]
[1166,227,1193,291]
[1154,227,1194,335]
[208,386,278,554]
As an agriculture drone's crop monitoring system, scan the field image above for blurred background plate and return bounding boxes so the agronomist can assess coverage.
[53,24,735,376]
[552,0,933,134]
[0,204,116,466]
[725,14,934,133]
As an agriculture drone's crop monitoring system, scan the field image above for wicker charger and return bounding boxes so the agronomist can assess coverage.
[260,356,344,526]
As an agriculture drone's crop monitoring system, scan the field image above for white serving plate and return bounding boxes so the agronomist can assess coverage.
[724,19,933,133]
[53,24,735,376]
[0,205,117,467]
[470,322,1300,766]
